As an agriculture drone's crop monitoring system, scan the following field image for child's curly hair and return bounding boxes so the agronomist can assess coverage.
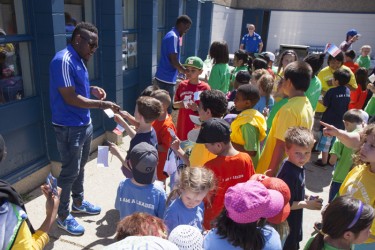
[353,124,375,166]
[115,212,167,241]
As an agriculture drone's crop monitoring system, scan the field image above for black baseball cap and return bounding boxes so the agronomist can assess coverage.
[129,142,158,184]
[235,70,251,84]
[192,118,231,143]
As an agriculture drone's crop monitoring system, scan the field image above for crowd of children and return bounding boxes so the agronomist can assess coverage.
[99,39,375,249]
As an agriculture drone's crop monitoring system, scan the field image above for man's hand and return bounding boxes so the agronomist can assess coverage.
[100,100,120,112]
[91,86,106,100]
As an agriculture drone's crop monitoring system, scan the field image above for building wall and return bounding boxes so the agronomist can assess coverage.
[210,4,243,54]
[267,11,375,57]
[215,0,375,13]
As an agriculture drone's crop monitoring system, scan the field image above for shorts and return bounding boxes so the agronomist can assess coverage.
[315,132,336,152]
[312,112,323,141]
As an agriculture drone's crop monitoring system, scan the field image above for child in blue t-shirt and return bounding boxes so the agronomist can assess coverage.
[253,73,275,118]
[112,96,162,177]
[115,142,166,220]
[315,68,351,167]
[164,167,215,233]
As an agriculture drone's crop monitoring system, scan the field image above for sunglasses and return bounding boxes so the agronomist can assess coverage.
[80,35,98,50]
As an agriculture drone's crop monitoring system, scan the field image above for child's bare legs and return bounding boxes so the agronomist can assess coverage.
[321,151,329,165]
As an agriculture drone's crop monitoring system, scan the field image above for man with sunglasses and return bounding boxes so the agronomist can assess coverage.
[49,22,119,236]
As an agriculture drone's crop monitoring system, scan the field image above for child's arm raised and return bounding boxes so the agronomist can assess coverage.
[114,114,136,138]
[170,138,190,166]
[119,110,139,127]
[321,121,361,150]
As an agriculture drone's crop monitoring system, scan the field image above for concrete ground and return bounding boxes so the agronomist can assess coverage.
[24,135,332,249]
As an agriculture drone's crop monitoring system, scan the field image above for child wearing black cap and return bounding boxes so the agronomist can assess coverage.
[115,142,166,220]
[189,118,255,230]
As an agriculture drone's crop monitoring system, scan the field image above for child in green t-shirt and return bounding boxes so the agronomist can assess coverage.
[230,84,267,168]
[207,41,231,93]
[356,45,372,70]
[328,109,366,202]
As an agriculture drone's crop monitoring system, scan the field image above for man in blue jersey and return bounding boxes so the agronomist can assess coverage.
[240,24,263,57]
[49,22,119,235]
[154,15,192,113]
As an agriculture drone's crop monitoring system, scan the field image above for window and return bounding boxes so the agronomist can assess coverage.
[157,0,165,63]
[64,0,97,80]
[122,0,137,71]
[0,0,34,104]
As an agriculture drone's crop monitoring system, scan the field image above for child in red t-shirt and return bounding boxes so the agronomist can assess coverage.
[189,118,255,230]
[173,56,210,140]
[151,89,177,183]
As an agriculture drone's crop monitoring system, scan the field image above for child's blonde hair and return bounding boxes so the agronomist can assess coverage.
[284,126,314,149]
[360,45,372,53]
[252,69,269,82]
[150,89,171,107]
[257,74,274,108]
[353,124,375,166]
[167,167,216,205]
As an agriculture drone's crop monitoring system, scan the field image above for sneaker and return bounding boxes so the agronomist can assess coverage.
[314,159,327,167]
[57,214,85,236]
[72,200,101,215]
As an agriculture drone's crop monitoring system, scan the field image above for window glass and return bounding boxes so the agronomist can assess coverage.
[156,0,165,63]
[157,0,165,28]
[123,0,136,29]
[122,0,137,71]
[0,0,34,105]
[64,0,97,80]
[157,31,164,63]
[0,0,27,35]
[122,33,137,70]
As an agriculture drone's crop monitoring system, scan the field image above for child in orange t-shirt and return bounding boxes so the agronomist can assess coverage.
[189,118,255,230]
[343,50,359,73]
[173,56,210,140]
[151,89,177,183]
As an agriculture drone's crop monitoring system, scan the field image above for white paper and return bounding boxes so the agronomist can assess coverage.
[97,146,109,167]
[369,74,375,83]
[194,91,202,101]
[168,128,176,138]
[104,108,114,118]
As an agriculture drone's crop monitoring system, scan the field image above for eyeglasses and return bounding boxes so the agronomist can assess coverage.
[80,35,98,50]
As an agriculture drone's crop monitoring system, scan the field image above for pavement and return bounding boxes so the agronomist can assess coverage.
[24,135,333,249]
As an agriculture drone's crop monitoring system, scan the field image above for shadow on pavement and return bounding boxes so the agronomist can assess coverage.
[305,154,333,193]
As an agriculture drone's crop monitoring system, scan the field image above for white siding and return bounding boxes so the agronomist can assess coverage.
[210,4,243,54]
[267,11,375,58]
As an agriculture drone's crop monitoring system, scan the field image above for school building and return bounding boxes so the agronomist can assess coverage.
[0,0,374,192]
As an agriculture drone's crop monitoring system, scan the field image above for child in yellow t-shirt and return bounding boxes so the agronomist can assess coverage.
[339,124,375,249]
[257,61,314,176]
[230,84,266,168]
